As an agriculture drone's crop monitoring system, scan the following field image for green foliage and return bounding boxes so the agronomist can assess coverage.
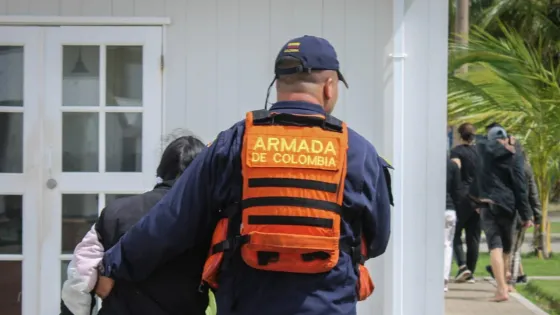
[477,0,560,41]
[447,23,560,255]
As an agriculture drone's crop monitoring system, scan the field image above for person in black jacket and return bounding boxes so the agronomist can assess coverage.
[445,156,463,292]
[475,126,533,302]
[508,154,542,286]
[450,123,481,283]
[60,135,208,315]
[485,139,542,286]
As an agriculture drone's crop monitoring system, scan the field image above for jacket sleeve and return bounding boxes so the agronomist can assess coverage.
[61,224,104,315]
[361,152,392,260]
[511,152,532,221]
[524,160,542,224]
[102,125,243,281]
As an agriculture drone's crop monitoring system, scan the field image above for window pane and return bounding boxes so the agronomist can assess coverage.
[61,260,70,289]
[106,113,142,172]
[0,46,23,107]
[106,46,143,107]
[62,46,100,107]
[62,113,99,172]
[0,113,23,173]
[61,194,98,254]
[0,261,22,315]
[0,195,22,254]
[105,194,136,205]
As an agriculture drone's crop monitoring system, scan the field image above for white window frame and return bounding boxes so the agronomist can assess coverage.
[40,26,163,314]
[0,26,43,315]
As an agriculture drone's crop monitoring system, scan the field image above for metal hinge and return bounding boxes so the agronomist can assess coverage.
[160,55,164,71]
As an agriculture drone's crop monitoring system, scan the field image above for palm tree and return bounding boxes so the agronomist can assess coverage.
[476,0,560,58]
[448,24,560,258]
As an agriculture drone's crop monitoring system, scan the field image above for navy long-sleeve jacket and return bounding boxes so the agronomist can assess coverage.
[103,101,392,315]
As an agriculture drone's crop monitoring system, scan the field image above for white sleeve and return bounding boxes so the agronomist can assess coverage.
[61,224,105,315]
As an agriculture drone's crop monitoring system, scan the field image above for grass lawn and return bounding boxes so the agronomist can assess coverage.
[525,221,560,234]
[518,280,560,315]
[451,253,560,278]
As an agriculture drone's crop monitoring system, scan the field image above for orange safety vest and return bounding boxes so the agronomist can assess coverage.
[201,110,374,301]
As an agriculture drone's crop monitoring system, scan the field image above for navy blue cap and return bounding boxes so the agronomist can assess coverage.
[274,35,348,88]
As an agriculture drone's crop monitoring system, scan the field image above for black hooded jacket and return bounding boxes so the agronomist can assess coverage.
[61,181,209,315]
[474,139,532,221]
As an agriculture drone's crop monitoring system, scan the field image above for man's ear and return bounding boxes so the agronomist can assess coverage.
[324,77,334,99]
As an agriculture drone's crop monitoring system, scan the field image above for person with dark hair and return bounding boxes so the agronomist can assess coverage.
[475,126,533,301]
[507,153,542,288]
[60,135,209,315]
[96,36,393,315]
[485,134,542,287]
[450,122,481,283]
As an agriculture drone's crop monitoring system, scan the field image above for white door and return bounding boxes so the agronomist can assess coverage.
[0,27,43,315]
[40,26,163,314]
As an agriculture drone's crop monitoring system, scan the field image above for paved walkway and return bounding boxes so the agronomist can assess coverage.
[445,281,539,315]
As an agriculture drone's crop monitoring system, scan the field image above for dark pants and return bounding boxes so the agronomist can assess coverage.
[453,200,481,273]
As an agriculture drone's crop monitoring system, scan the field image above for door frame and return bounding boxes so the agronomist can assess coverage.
[0,26,44,315]
[39,26,163,314]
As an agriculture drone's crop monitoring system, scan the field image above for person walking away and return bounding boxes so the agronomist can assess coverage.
[486,151,542,288]
[94,35,393,315]
[513,154,542,283]
[475,126,533,302]
[450,123,481,283]
[445,156,462,292]
[60,136,210,315]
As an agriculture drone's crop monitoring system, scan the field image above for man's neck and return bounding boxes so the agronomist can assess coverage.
[277,93,322,106]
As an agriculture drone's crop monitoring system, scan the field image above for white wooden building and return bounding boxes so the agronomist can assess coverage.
[0,0,448,314]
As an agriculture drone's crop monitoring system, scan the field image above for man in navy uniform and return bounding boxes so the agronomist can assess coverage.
[98,35,392,315]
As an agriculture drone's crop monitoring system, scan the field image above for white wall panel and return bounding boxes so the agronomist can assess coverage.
[58,0,82,16]
[161,0,187,137]
[183,0,218,143]
[134,0,165,17]
[215,0,240,132]
[28,0,58,15]
[81,0,112,17]
[234,0,271,133]
[112,0,135,16]
[322,0,348,120]
[5,0,29,15]
[0,0,159,17]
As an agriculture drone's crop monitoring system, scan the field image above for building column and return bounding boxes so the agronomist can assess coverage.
[359,0,449,314]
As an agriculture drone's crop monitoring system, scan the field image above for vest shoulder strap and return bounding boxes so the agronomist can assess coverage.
[248,110,343,132]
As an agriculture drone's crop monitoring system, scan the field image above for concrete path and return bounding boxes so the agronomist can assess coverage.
[445,281,541,315]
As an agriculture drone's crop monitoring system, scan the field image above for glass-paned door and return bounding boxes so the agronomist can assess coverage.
[0,27,43,315]
[41,26,162,314]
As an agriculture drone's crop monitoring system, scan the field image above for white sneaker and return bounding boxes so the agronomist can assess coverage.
[444,285,449,292]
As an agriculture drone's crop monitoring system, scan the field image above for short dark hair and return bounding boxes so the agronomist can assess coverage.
[458,122,476,142]
[485,122,502,131]
[156,135,206,180]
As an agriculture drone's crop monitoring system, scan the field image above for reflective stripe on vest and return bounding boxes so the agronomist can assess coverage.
[239,110,348,273]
